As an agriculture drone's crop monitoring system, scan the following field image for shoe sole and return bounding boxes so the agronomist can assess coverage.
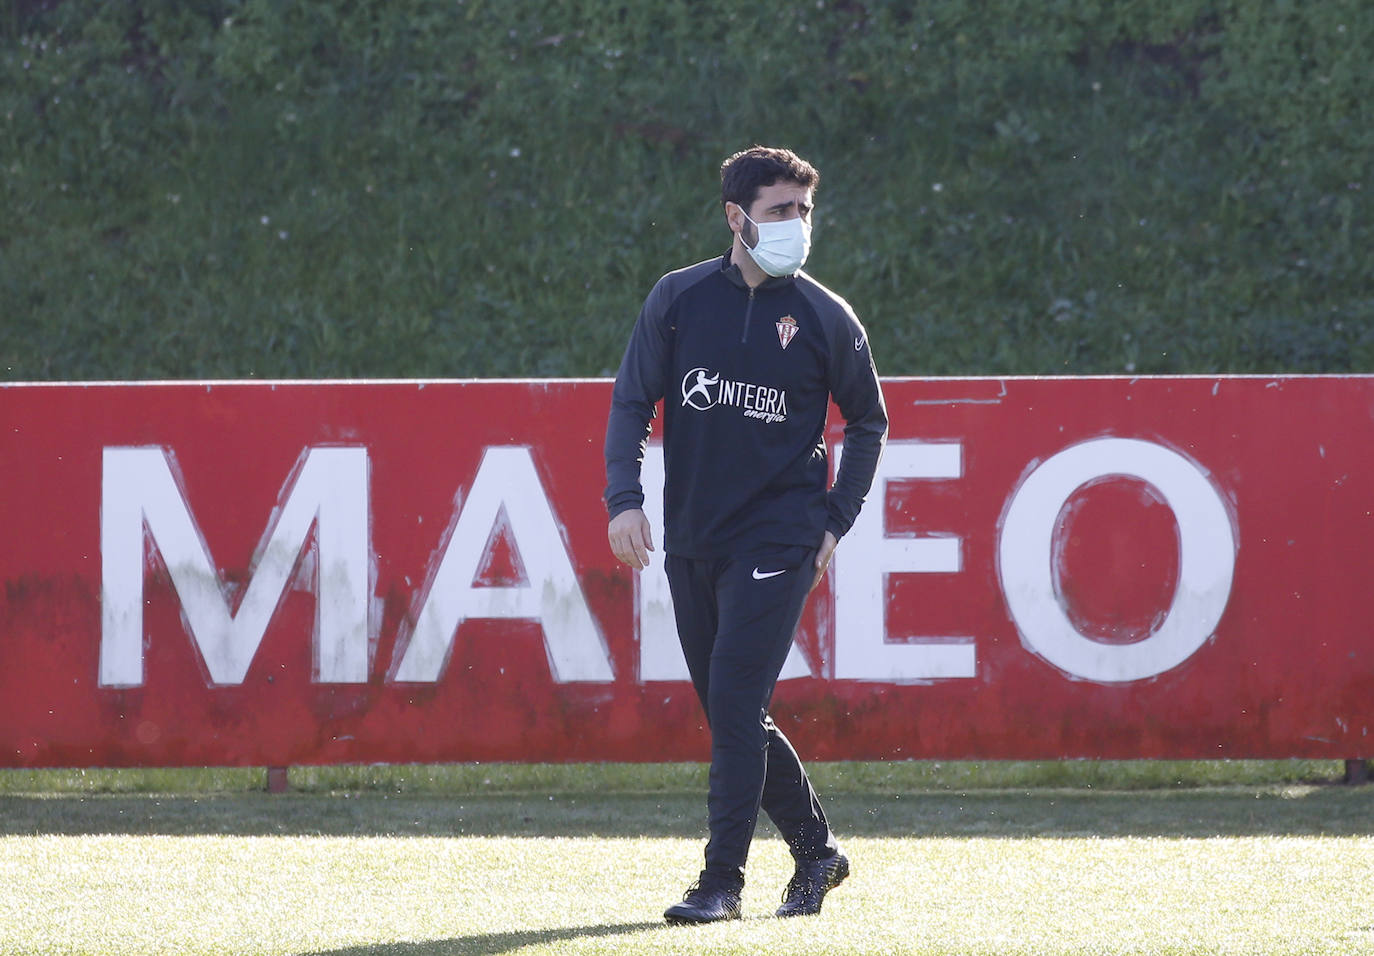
[664,908,742,925]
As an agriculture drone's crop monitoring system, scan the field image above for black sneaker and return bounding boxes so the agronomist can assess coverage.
[775,852,849,917]
[664,872,744,924]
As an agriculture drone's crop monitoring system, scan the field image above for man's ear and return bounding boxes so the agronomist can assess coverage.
[725,201,746,236]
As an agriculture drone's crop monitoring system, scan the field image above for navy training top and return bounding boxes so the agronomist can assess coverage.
[604,250,888,559]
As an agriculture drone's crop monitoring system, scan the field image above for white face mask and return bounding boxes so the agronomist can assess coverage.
[740,208,812,277]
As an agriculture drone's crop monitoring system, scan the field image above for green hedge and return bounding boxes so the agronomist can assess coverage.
[2,0,1369,379]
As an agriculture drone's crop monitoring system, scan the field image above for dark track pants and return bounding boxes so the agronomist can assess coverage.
[666,546,838,882]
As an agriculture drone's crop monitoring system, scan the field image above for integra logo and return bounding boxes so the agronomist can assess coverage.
[680,367,788,423]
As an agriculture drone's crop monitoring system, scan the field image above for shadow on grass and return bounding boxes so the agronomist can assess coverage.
[1,787,1370,839]
[302,921,665,956]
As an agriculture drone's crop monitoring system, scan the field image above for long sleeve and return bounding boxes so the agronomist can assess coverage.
[824,316,887,538]
[603,276,674,519]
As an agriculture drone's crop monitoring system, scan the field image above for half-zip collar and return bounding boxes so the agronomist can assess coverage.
[719,249,794,345]
[719,248,796,293]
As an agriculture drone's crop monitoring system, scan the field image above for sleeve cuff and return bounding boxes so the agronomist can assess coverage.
[606,493,646,521]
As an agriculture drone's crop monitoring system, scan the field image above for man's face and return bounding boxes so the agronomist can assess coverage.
[729,180,814,248]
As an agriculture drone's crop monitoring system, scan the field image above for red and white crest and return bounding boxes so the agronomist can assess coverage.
[775,315,799,350]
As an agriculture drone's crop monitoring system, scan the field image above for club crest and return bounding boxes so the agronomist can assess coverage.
[776,315,798,350]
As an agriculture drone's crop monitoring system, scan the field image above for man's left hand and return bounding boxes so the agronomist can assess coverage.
[811,531,838,591]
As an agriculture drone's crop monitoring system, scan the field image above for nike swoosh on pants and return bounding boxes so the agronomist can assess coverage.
[752,568,787,580]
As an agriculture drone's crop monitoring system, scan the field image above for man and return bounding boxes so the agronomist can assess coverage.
[603,146,888,923]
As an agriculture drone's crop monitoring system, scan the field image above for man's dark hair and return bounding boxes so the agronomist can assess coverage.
[720,146,820,212]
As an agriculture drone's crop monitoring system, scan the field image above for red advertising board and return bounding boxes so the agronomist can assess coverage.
[1,376,1372,767]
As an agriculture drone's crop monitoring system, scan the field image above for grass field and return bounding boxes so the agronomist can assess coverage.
[1,763,1371,955]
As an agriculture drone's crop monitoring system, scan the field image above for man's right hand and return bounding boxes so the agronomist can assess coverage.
[608,508,655,570]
